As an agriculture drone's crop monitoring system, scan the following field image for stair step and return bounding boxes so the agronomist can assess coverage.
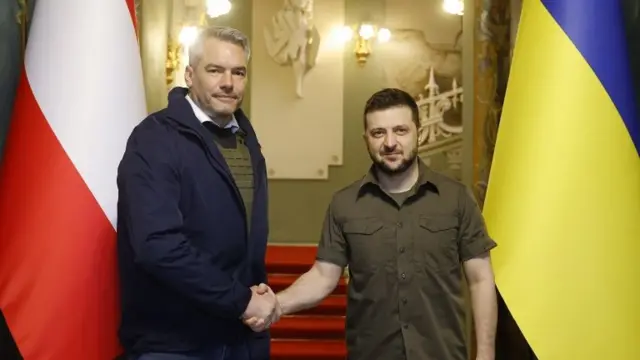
[271,339,347,360]
[266,245,347,359]
[268,273,348,295]
[266,245,318,274]
[271,315,345,339]
[297,296,347,316]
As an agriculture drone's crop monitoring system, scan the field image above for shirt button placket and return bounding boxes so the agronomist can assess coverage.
[396,218,411,350]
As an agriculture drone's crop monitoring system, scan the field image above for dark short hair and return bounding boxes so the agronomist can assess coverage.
[363,88,420,130]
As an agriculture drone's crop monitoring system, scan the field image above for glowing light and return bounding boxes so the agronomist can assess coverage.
[335,25,354,42]
[377,28,391,42]
[443,0,464,15]
[206,0,232,18]
[358,24,375,40]
[179,26,199,47]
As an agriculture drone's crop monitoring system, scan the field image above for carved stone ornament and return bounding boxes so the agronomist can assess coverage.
[263,0,321,98]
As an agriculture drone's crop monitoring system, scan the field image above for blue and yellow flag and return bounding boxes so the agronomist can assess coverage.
[483,1,640,359]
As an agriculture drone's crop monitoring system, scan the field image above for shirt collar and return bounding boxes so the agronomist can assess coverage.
[185,94,240,133]
[359,158,439,195]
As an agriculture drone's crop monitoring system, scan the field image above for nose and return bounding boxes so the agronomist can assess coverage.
[383,133,398,148]
[220,71,233,90]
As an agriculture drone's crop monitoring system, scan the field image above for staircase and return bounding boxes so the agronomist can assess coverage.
[266,245,347,360]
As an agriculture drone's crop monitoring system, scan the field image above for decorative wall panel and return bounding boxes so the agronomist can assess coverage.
[250,0,345,180]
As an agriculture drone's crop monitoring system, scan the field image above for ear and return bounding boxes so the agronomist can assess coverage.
[184,65,194,87]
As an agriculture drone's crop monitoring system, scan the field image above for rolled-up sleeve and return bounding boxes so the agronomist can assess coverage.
[457,185,497,261]
[315,201,348,268]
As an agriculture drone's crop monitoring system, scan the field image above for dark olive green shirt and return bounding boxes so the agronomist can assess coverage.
[316,160,497,360]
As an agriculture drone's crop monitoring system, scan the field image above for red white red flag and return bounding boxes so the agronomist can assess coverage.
[0,0,146,358]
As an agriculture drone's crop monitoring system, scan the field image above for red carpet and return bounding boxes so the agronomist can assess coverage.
[266,245,347,360]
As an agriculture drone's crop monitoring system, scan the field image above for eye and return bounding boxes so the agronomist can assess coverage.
[233,69,247,77]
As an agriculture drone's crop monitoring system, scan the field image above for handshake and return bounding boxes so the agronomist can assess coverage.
[241,283,282,332]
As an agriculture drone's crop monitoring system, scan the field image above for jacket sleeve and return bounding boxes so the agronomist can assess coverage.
[117,123,252,319]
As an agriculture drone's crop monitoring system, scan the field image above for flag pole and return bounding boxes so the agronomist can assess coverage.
[16,0,28,59]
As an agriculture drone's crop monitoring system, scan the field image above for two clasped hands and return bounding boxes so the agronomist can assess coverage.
[241,283,282,332]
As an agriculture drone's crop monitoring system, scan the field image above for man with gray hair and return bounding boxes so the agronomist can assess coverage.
[116,26,276,360]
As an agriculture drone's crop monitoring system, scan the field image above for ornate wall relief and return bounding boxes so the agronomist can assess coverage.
[263,0,321,98]
[251,0,345,180]
[471,0,511,207]
[415,67,463,173]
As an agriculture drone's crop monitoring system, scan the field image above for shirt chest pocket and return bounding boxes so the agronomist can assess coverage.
[343,218,395,273]
[415,216,460,272]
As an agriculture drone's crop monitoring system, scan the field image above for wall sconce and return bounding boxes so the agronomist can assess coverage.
[336,23,391,66]
[166,26,197,87]
[166,43,180,87]
[166,0,232,87]
[443,0,464,15]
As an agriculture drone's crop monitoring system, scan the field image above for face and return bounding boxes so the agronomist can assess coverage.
[184,38,247,118]
[364,106,419,176]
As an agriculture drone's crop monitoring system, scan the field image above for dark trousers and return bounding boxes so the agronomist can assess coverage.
[134,343,252,360]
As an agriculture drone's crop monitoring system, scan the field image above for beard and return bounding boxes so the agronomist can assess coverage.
[370,147,418,176]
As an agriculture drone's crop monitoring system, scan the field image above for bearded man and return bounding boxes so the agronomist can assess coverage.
[249,88,498,360]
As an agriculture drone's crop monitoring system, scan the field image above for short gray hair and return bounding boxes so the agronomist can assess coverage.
[188,26,251,66]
